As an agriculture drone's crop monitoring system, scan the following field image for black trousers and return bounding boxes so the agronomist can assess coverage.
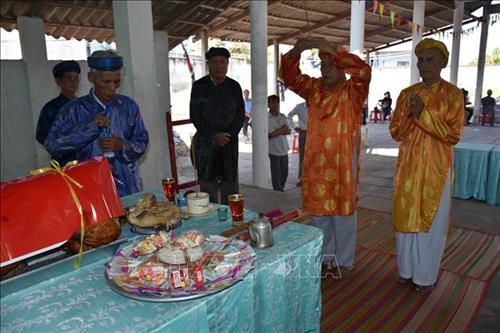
[200,178,239,204]
[269,154,288,191]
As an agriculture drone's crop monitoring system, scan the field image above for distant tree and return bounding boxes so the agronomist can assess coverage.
[468,47,500,65]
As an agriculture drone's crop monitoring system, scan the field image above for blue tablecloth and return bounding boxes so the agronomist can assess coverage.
[1,191,323,333]
[453,142,496,201]
[486,146,500,205]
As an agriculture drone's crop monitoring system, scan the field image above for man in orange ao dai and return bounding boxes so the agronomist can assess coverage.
[281,37,371,277]
[390,38,464,292]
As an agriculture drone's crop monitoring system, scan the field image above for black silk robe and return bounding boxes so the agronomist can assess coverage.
[189,76,245,183]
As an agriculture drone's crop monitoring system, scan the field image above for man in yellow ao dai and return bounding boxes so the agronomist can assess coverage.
[390,38,464,292]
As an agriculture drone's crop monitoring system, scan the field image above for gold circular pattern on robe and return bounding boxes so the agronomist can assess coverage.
[324,199,337,212]
[423,186,434,199]
[337,121,348,134]
[324,168,337,181]
[343,201,351,213]
[314,153,327,167]
[315,184,326,197]
[404,179,413,193]
[324,137,335,150]
[345,170,351,182]
[334,185,340,196]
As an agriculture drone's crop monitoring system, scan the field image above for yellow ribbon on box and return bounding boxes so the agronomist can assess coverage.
[30,160,85,268]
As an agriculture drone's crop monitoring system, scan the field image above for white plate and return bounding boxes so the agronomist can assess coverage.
[188,204,216,217]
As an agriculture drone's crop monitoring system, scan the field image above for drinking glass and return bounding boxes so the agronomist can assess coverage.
[228,194,244,225]
[162,178,177,202]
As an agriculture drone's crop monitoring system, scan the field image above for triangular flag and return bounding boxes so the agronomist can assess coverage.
[379,3,384,18]
[373,0,378,14]
[390,11,396,27]
[397,15,401,27]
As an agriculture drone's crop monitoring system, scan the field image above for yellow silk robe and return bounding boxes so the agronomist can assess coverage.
[281,51,371,216]
[390,79,464,232]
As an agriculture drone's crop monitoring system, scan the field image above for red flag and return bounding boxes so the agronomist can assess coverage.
[181,43,195,83]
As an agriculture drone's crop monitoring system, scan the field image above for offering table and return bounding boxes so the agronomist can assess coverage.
[1,190,323,333]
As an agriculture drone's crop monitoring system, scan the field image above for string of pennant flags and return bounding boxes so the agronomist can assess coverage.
[363,0,499,39]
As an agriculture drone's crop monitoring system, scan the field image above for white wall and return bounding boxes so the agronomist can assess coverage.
[0,59,91,181]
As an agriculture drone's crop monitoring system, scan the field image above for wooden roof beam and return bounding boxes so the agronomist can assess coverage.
[430,0,479,20]
[206,0,280,34]
[275,2,336,18]
[276,8,351,43]
[161,1,204,30]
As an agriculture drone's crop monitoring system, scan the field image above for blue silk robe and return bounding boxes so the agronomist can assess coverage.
[44,89,149,196]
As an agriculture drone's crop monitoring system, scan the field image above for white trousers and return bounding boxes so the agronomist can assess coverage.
[309,135,358,270]
[310,214,357,269]
[395,170,451,286]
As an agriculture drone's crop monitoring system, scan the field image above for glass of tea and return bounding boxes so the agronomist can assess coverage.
[228,194,244,225]
[162,178,177,202]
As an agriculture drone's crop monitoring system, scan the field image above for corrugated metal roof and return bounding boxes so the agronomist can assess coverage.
[0,0,486,51]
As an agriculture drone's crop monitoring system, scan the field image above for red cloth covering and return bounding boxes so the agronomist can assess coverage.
[0,157,124,266]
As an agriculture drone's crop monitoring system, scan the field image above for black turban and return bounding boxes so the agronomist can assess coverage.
[52,60,81,79]
[205,47,230,60]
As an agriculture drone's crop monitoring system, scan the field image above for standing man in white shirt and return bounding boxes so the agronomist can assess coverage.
[287,101,308,186]
[268,95,291,191]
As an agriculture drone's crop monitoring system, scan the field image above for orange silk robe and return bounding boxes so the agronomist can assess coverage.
[390,79,464,232]
[281,50,371,216]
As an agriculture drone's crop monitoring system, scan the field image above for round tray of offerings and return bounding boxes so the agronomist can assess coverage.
[105,230,256,302]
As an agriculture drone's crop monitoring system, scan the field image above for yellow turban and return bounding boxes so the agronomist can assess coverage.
[415,38,449,61]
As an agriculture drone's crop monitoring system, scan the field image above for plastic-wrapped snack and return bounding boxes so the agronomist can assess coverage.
[133,231,171,256]
[174,230,205,249]
[130,262,169,287]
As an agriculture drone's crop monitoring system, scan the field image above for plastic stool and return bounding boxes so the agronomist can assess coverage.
[291,133,299,153]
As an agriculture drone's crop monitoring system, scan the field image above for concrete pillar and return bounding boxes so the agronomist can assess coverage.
[450,1,464,85]
[250,0,270,189]
[154,30,172,177]
[17,16,51,167]
[410,1,425,84]
[112,0,168,189]
[273,39,279,96]
[350,0,365,56]
[473,3,490,124]
[200,29,208,76]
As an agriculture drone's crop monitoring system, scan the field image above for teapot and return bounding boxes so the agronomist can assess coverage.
[249,213,273,248]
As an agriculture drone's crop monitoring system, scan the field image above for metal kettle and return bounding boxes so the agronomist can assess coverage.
[249,213,273,248]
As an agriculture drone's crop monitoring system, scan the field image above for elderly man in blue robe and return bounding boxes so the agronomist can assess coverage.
[44,50,149,196]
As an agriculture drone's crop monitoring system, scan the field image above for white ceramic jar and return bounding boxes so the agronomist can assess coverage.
[186,192,210,215]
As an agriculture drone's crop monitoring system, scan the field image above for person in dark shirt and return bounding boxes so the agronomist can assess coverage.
[36,60,81,165]
[481,89,496,126]
[190,47,245,204]
[378,91,392,123]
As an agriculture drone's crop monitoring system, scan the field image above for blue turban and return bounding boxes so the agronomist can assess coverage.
[205,47,230,60]
[52,61,81,78]
[87,55,123,71]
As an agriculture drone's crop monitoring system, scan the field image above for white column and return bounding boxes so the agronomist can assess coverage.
[17,16,51,168]
[350,0,365,56]
[410,1,425,84]
[450,1,464,85]
[250,0,270,189]
[154,30,172,177]
[200,29,208,76]
[273,39,279,96]
[112,0,168,190]
[473,4,490,124]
